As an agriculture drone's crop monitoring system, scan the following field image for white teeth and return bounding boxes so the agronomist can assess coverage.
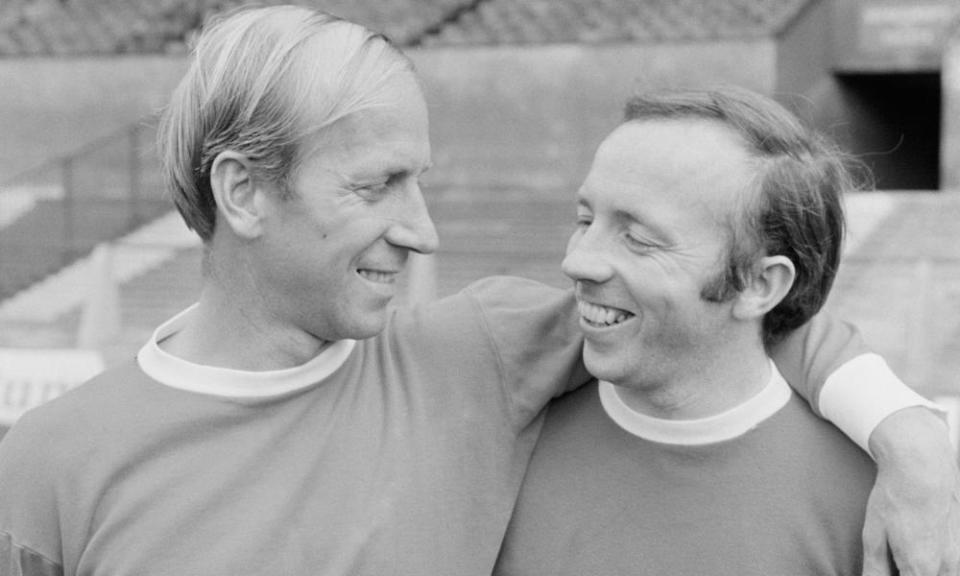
[577,301,632,327]
[358,269,395,284]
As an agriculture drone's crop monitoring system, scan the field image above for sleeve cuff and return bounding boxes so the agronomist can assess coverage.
[818,353,946,458]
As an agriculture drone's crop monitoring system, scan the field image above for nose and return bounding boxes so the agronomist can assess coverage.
[386,184,440,255]
[561,228,614,284]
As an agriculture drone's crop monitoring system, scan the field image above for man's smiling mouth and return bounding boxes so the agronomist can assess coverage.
[358,269,398,284]
[577,300,634,328]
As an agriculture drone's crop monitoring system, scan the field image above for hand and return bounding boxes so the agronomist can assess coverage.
[864,406,960,576]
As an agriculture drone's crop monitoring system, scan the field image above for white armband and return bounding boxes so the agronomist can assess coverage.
[819,353,946,458]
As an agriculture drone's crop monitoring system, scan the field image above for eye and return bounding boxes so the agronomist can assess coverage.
[353,176,396,200]
[357,182,389,197]
[624,231,659,251]
[575,211,592,229]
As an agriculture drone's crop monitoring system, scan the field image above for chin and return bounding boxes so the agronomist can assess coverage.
[305,308,387,342]
[582,347,624,384]
[344,311,390,341]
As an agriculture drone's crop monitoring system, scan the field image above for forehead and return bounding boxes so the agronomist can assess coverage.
[582,118,755,224]
[302,73,431,176]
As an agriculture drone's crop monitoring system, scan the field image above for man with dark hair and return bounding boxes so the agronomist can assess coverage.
[495,87,955,576]
[0,7,956,576]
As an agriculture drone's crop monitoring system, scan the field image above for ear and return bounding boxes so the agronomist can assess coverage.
[731,255,796,321]
[209,151,268,239]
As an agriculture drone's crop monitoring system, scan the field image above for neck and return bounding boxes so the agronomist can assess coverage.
[614,344,772,420]
[160,278,330,372]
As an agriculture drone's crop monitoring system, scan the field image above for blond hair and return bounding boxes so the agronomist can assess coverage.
[158,5,413,241]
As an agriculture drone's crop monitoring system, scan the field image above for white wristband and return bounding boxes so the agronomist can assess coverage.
[818,353,946,458]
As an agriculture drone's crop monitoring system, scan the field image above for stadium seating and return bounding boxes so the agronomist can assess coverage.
[0,0,479,55]
[0,0,815,55]
[421,0,810,45]
[0,196,169,300]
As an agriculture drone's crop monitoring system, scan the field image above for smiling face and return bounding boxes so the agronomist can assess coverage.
[562,118,758,392]
[253,72,438,342]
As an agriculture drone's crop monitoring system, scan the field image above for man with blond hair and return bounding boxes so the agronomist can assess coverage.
[0,6,956,576]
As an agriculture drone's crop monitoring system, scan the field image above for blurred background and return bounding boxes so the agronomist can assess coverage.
[0,0,958,442]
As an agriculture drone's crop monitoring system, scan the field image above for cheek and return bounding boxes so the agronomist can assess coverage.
[626,271,703,333]
[697,266,729,302]
[622,259,682,303]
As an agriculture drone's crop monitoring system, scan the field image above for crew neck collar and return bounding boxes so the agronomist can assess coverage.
[137,304,356,398]
[598,361,791,445]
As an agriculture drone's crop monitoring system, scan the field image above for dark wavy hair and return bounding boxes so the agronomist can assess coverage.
[624,86,864,347]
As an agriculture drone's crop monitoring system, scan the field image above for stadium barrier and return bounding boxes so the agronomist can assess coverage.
[0,119,168,302]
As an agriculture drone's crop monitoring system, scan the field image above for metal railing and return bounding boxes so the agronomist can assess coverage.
[0,118,171,300]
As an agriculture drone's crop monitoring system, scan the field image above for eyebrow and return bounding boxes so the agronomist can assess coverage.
[578,183,673,242]
[352,158,432,183]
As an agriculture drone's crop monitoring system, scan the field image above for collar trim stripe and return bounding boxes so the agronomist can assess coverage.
[136,304,356,398]
[598,361,791,445]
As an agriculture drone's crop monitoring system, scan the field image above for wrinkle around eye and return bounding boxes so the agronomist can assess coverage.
[624,232,661,252]
[352,181,393,202]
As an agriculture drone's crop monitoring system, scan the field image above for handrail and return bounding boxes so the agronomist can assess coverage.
[0,114,169,301]
[0,115,160,189]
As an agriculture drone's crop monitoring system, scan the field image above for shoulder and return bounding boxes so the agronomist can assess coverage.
[538,382,607,443]
[0,364,147,574]
[0,360,150,467]
[546,381,602,419]
[778,394,866,447]
[27,359,150,422]
[459,276,579,351]
[463,276,569,303]
[764,393,876,478]
[405,276,570,322]
[386,275,575,353]
[462,276,573,323]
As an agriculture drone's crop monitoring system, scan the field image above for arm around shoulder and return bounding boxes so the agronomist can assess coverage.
[769,311,864,415]
[770,311,940,452]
